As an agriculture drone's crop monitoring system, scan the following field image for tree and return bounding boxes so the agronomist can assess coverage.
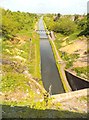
[78,14,89,36]
[52,17,77,35]
[1,8,38,40]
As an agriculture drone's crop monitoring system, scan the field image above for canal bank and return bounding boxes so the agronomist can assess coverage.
[38,18,89,94]
[38,18,65,95]
[45,23,89,92]
[49,39,72,92]
[47,30,89,92]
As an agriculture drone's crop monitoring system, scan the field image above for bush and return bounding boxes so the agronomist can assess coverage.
[1,8,38,40]
[78,14,89,36]
[77,17,87,30]
[52,17,77,35]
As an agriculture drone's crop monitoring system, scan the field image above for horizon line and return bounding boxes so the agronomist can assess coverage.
[0,7,87,15]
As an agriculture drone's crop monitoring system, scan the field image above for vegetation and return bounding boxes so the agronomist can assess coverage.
[73,66,89,79]
[2,104,87,118]
[53,17,77,35]
[1,8,43,108]
[61,53,79,69]
[0,8,38,40]
[78,13,89,36]
[44,15,78,35]
[44,13,88,36]
[1,9,88,118]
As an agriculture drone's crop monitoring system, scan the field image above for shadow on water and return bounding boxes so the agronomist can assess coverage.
[39,18,65,95]
[1,105,87,119]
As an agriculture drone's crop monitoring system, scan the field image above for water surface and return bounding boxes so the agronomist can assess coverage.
[39,18,65,94]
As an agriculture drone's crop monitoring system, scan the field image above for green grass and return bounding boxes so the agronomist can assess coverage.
[1,67,43,106]
[73,66,88,79]
[68,32,79,40]
[54,31,80,48]
[2,26,42,107]
[2,72,30,92]
[61,53,79,69]
[2,31,41,78]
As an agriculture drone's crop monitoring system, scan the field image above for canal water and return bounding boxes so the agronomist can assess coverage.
[38,18,65,95]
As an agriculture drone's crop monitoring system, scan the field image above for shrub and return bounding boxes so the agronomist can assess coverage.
[1,8,38,40]
[78,14,89,36]
[77,17,87,30]
[52,17,77,35]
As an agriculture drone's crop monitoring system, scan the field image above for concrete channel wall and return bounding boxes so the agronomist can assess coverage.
[47,31,71,93]
[65,70,89,91]
[51,88,89,102]
[49,38,72,93]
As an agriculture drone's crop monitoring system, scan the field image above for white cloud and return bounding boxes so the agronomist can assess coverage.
[0,0,88,14]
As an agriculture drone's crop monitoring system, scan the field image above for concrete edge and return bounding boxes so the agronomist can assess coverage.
[51,88,89,102]
[65,69,89,82]
[49,39,72,93]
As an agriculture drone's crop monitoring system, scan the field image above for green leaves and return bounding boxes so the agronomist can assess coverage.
[52,17,77,35]
[1,8,38,40]
[44,14,88,36]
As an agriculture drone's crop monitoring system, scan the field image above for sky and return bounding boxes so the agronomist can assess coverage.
[0,0,89,14]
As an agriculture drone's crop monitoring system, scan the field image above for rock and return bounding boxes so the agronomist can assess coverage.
[72,107,79,111]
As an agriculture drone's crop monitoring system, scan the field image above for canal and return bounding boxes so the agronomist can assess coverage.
[38,18,65,95]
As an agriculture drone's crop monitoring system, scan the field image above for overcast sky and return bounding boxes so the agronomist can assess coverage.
[0,0,88,14]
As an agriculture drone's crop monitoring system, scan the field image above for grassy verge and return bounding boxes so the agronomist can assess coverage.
[54,32,88,79]
[2,31,41,78]
[73,66,89,79]
[1,28,43,106]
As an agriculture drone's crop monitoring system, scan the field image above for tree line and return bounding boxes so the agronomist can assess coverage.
[44,13,89,36]
[0,8,38,40]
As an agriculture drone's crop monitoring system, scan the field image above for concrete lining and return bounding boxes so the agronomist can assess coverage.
[51,88,89,102]
[48,38,72,92]
[65,70,89,91]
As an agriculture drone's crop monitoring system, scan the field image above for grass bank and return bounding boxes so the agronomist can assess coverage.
[1,28,44,106]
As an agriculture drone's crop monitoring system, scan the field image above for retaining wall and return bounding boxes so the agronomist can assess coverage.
[51,88,89,102]
[65,70,89,91]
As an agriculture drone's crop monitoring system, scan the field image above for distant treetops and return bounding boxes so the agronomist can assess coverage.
[44,13,88,36]
[0,8,38,40]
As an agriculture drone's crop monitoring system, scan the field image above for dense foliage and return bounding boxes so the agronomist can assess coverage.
[44,14,88,36]
[0,8,38,39]
[79,13,89,36]
[52,17,77,35]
